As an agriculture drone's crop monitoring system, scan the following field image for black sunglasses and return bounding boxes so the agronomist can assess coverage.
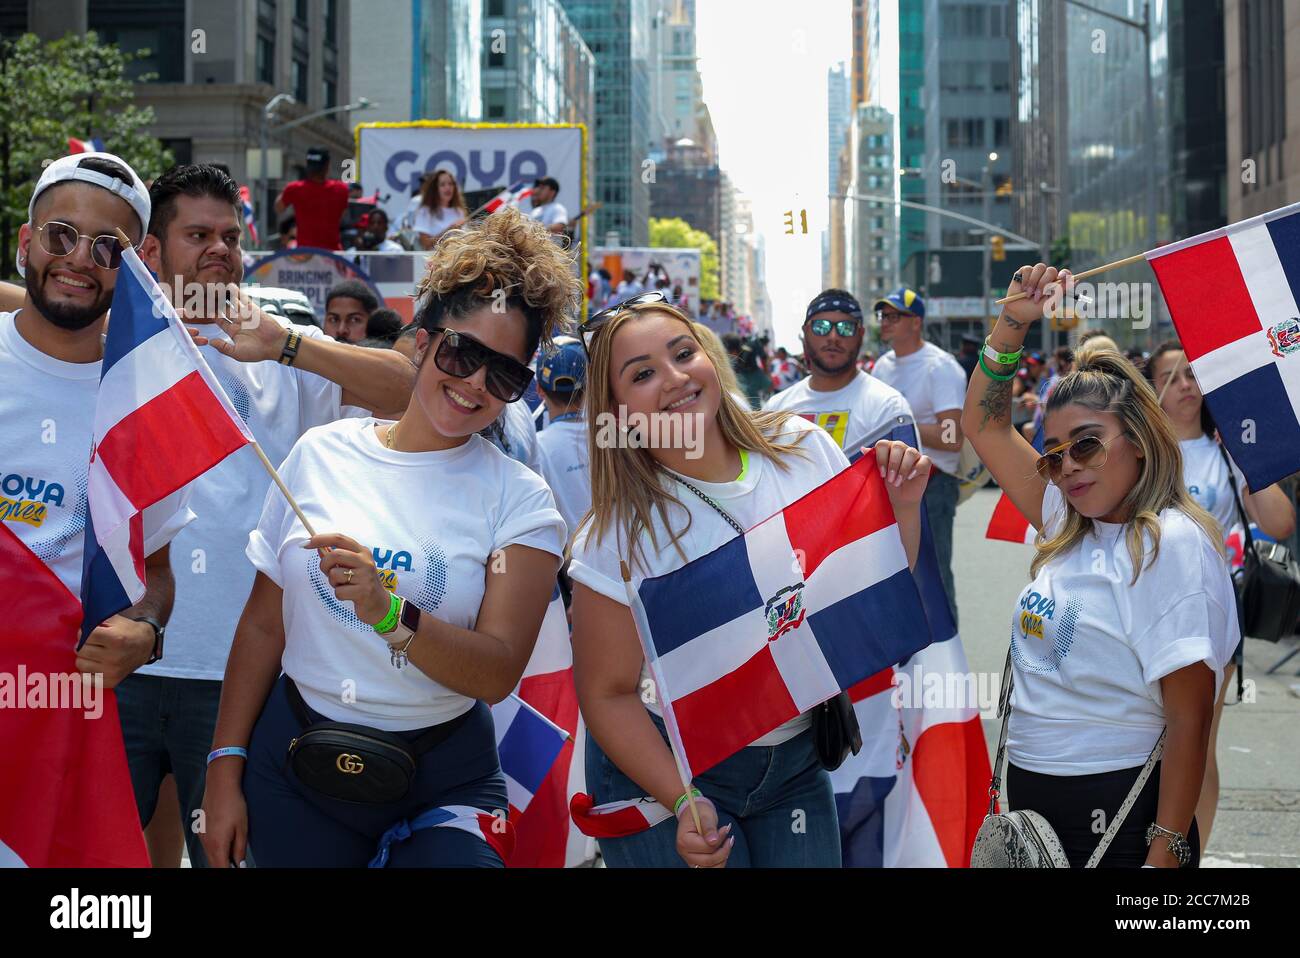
[35,220,131,270]
[808,317,861,337]
[429,327,534,403]
[579,291,667,354]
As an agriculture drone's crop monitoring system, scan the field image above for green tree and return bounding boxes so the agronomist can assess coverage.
[0,31,172,278]
[649,216,720,300]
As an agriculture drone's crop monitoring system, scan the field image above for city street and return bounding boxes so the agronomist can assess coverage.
[956,487,1300,868]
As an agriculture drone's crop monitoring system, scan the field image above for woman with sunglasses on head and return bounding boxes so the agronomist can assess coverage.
[568,291,931,868]
[1143,340,1294,854]
[201,208,578,868]
[963,264,1240,867]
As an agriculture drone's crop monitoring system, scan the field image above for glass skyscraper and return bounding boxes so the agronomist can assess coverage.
[898,0,927,282]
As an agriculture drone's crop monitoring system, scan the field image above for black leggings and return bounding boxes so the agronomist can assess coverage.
[1008,762,1200,868]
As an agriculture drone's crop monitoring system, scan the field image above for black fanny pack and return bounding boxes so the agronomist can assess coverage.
[812,692,862,771]
[284,679,472,805]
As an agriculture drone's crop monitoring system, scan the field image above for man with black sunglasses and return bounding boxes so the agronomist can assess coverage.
[0,151,190,697]
[763,288,913,455]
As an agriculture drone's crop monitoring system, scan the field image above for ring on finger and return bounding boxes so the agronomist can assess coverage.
[344,568,354,584]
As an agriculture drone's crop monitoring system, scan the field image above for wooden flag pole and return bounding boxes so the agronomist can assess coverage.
[1155,350,1187,407]
[620,560,706,840]
[994,251,1149,306]
[114,228,323,549]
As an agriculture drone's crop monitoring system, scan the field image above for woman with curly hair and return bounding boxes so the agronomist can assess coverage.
[201,208,581,867]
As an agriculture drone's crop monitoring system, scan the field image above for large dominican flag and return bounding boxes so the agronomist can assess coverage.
[630,455,932,777]
[1147,200,1300,490]
[79,247,254,643]
[505,585,598,867]
[0,522,149,867]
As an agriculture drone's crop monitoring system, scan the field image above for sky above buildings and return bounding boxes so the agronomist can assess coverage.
[696,0,899,349]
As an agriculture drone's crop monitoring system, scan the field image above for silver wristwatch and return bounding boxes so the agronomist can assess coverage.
[1145,823,1191,866]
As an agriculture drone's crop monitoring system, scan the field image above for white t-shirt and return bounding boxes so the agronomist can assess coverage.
[530,201,569,229]
[246,417,566,730]
[1180,434,1244,540]
[536,417,591,538]
[0,311,193,601]
[568,416,849,746]
[871,342,967,475]
[1007,482,1239,775]
[763,371,915,454]
[143,321,344,680]
[413,205,463,239]
[485,400,540,473]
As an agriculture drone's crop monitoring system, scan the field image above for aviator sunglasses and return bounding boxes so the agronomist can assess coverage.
[34,220,132,270]
[1034,433,1124,484]
[429,327,534,403]
[579,291,667,354]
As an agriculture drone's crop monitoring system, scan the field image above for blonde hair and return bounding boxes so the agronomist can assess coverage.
[415,206,581,352]
[577,304,809,572]
[690,323,748,404]
[1075,333,1119,365]
[1031,347,1223,582]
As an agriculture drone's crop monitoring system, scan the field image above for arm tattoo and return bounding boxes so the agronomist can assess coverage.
[1000,315,1026,330]
[977,376,1014,432]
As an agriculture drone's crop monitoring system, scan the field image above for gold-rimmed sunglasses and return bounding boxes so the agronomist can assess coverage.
[579,291,667,355]
[1034,433,1124,484]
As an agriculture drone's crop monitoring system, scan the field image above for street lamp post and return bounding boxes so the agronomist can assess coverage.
[259,93,295,245]
[259,96,375,243]
[1040,181,1061,352]
[982,152,997,332]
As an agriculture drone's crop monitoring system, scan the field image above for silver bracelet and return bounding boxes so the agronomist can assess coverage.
[1145,823,1191,866]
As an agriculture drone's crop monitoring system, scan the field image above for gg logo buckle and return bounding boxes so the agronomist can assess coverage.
[336,752,365,774]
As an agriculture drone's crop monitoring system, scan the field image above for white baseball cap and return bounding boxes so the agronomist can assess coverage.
[19,150,151,278]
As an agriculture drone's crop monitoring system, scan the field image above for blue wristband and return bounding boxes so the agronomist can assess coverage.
[207,746,248,766]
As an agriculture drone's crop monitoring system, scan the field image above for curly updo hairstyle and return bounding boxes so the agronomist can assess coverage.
[414,206,582,358]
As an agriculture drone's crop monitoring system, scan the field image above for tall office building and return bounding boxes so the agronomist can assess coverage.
[1226,0,1296,221]
[351,0,481,125]
[2,0,359,230]
[845,105,896,304]
[897,0,927,283]
[1009,0,1067,266]
[480,0,594,127]
[826,62,852,288]
[562,0,653,246]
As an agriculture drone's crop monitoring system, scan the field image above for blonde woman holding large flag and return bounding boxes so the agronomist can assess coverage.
[568,292,930,868]
[964,263,1239,867]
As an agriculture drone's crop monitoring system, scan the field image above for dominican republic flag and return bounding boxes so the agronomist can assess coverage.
[481,181,534,215]
[67,136,106,154]
[0,522,149,867]
[831,419,992,866]
[506,584,599,867]
[239,184,259,246]
[369,805,515,867]
[493,691,568,819]
[629,454,932,777]
[79,247,254,644]
[1147,200,1300,490]
[985,423,1045,545]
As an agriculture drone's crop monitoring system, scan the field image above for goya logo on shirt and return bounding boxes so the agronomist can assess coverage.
[309,539,448,631]
[796,411,850,449]
[0,472,66,528]
[373,548,413,592]
[1012,589,1080,675]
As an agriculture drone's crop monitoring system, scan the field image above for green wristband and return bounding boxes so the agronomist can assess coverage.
[978,350,1017,382]
[674,787,702,816]
[373,592,402,635]
[982,336,1024,366]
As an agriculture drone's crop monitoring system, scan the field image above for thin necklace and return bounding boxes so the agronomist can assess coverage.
[386,420,399,450]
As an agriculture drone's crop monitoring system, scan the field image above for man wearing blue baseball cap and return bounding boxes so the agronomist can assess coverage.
[535,335,590,537]
[764,288,913,456]
[872,286,967,623]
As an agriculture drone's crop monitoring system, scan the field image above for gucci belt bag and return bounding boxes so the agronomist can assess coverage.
[284,678,471,805]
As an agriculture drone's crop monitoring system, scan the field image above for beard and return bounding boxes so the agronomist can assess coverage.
[27,263,112,331]
[809,348,857,376]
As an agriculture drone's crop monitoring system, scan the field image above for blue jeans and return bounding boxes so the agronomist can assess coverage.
[116,674,223,868]
[924,469,960,626]
[587,711,841,867]
[242,674,507,867]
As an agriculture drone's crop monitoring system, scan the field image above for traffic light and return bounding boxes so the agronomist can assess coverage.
[995,178,1014,197]
[991,235,1005,261]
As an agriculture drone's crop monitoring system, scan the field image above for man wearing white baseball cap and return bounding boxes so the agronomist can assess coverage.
[0,151,191,690]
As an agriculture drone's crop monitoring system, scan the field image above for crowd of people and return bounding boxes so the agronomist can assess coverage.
[7,148,1298,871]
